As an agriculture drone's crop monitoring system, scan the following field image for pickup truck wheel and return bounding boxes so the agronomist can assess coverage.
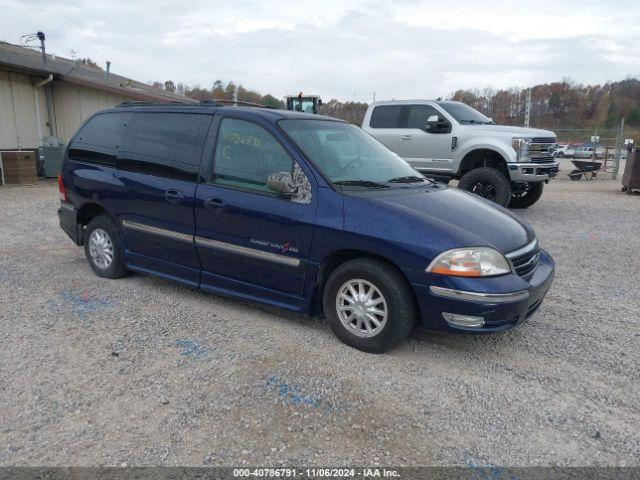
[508,182,544,209]
[84,215,129,279]
[323,259,416,353]
[458,167,512,207]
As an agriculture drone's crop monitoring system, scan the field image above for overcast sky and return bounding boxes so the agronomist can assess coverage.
[3,0,639,102]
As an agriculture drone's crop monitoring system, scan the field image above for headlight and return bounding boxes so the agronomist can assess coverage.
[512,137,527,151]
[427,248,511,277]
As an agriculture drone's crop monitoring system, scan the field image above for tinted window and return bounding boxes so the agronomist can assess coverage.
[69,112,129,166]
[118,113,211,181]
[405,105,440,129]
[213,118,295,196]
[369,105,403,128]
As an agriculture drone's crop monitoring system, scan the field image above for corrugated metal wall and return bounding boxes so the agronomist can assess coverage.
[0,70,47,150]
[51,81,130,142]
[0,69,131,150]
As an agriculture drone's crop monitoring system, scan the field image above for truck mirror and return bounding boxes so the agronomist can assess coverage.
[425,115,450,134]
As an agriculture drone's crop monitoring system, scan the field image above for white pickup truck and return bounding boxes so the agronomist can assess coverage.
[362,100,559,208]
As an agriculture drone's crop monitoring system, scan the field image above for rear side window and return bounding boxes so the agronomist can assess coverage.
[118,113,212,181]
[69,113,129,166]
[369,105,403,128]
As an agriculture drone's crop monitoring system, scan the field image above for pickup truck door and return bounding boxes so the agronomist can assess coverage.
[194,115,317,305]
[364,104,403,154]
[398,104,453,172]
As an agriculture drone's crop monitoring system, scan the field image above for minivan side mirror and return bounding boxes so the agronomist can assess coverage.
[425,115,452,134]
[267,172,296,197]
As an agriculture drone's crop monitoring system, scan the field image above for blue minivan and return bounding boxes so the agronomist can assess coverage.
[58,103,554,352]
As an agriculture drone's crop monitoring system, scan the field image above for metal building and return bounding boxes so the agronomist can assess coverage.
[0,41,195,151]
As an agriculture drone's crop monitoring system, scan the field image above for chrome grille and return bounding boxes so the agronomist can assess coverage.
[526,137,556,161]
[506,239,540,277]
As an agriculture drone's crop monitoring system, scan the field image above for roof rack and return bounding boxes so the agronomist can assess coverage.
[200,99,274,108]
[116,100,195,107]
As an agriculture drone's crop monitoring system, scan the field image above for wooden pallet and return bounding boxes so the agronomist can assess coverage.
[0,151,38,185]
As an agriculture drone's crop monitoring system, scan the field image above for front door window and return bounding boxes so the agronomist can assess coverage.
[213,118,311,204]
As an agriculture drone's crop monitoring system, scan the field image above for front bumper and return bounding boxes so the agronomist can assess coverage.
[508,161,559,182]
[411,250,555,333]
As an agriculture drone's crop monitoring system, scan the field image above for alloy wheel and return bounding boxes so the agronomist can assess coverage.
[88,228,114,269]
[336,279,388,338]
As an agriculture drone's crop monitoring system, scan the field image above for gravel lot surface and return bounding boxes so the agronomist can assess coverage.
[0,175,639,467]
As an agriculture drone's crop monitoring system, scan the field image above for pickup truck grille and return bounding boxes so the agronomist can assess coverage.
[506,240,540,277]
[525,138,556,162]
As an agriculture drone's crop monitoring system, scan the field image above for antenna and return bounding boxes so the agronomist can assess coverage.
[20,31,47,64]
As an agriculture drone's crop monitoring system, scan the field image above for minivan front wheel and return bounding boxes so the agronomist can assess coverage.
[323,259,416,353]
[458,167,512,207]
[84,215,129,279]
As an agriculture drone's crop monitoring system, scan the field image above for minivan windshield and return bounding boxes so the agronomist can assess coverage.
[437,102,493,125]
[279,119,430,188]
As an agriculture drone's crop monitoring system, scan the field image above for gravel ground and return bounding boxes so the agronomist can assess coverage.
[0,174,639,467]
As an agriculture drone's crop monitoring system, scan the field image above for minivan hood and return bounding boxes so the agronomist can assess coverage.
[367,187,534,254]
[468,125,555,138]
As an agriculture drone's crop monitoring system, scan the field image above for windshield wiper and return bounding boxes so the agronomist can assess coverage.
[334,180,390,189]
[387,175,428,184]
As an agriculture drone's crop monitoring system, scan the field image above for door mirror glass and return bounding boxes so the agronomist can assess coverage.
[267,172,296,197]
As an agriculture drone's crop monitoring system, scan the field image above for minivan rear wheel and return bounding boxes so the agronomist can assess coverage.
[84,215,129,279]
[323,258,416,353]
[458,167,512,207]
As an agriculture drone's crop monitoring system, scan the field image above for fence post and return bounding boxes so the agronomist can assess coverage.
[613,118,625,180]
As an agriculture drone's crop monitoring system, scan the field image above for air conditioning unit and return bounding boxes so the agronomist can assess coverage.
[40,137,65,178]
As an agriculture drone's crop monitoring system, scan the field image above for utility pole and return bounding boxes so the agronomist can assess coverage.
[373,91,376,102]
[613,117,624,180]
[524,88,532,127]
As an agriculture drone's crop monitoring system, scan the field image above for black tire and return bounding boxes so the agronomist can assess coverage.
[569,170,582,181]
[458,167,512,207]
[83,215,129,279]
[322,258,416,353]
[557,151,565,158]
[508,182,544,209]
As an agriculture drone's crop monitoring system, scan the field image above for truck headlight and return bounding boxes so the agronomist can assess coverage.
[427,248,511,277]
[512,138,526,150]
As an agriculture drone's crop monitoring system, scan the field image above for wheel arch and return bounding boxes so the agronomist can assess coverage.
[458,148,510,178]
[311,248,419,317]
[77,202,112,226]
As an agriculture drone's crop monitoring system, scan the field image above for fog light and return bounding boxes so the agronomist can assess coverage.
[442,312,485,328]
[523,168,534,174]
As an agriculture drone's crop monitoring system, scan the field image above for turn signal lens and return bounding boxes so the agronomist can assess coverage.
[427,248,511,277]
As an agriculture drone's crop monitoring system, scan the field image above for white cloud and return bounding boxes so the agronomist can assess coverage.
[2,0,639,101]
